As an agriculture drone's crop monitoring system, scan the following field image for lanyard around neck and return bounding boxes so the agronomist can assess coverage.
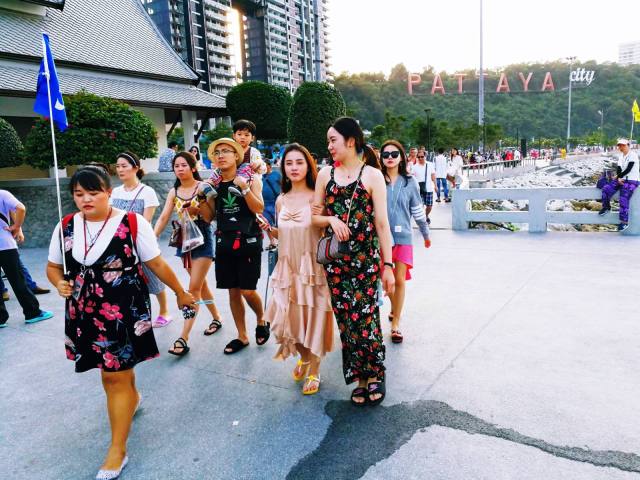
[82,208,112,266]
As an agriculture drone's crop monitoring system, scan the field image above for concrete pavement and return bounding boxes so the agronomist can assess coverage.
[1,226,639,479]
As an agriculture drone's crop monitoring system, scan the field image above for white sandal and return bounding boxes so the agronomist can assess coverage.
[96,456,128,480]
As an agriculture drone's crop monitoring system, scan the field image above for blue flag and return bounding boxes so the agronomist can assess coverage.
[34,33,68,132]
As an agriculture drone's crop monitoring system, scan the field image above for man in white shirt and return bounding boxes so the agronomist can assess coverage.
[599,138,639,231]
[434,148,449,202]
[413,151,438,223]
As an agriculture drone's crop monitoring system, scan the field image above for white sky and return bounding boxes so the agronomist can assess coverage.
[326,0,640,75]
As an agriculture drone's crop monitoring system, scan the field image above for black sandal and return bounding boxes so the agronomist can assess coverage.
[203,319,222,336]
[168,337,190,356]
[224,339,249,355]
[255,322,271,346]
[351,387,368,406]
[367,380,386,406]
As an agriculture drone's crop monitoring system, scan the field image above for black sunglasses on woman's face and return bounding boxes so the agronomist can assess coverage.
[381,151,401,159]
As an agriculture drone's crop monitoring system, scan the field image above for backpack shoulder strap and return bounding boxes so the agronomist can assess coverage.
[61,213,75,230]
[127,212,138,244]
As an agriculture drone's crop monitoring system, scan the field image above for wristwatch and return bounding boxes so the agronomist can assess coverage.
[383,262,394,269]
[241,187,251,196]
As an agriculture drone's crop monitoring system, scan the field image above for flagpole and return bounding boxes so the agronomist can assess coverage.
[42,35,67,275]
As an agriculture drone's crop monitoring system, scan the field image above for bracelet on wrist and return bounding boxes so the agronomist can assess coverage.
[383,262,394,269]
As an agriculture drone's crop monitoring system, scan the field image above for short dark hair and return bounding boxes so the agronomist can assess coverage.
[233,119,257,135]
[168,141,178,149]
[438,148,445,154]
[69,164,112,194]
[172,151,202,189]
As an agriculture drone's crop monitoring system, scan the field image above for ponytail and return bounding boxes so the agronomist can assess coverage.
[361,144,381,170]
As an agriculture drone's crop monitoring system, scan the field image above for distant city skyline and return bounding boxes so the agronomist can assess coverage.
[326,0,640,75]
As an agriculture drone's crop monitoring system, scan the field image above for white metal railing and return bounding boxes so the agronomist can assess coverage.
[461,157,537,176]
[452,187,639,235]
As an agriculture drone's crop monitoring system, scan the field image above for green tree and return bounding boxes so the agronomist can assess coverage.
[202,122,233,144]
[24,91,157,169]
[167,127,184,150]
[226,81,292,140]
[288,82,346,158]
[0,118,23,168]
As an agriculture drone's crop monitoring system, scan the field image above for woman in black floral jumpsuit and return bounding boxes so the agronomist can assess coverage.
[313,117,395,406]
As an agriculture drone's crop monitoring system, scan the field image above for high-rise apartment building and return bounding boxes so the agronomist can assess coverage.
[144,0,330,95]
[619,41,640,66]
[143,0,235,95]
[236,0,330,91]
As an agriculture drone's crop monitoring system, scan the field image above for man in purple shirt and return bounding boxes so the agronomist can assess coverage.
[0,189,52,327]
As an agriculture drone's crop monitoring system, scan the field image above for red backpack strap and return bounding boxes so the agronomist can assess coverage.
[127,212,138,245]
[61,213,75,230]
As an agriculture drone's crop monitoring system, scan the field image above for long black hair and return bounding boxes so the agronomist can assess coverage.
[331,117,381,170]
[380,139,410,186]
[172,151,202,189]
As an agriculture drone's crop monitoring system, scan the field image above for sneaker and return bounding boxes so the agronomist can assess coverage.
[32,286,51,295]
[2,291,8,302]
[0,319,7,329]
[445,198,452,203]
[152,315,172,328]
[598,207,610,216]
[25,310,53,324]
[435,199,441,203]
[618,223,629,232]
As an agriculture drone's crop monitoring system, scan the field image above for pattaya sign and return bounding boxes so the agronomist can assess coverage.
[407,68,596,95]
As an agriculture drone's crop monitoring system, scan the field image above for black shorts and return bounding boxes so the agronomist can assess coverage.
[215,235,262,290]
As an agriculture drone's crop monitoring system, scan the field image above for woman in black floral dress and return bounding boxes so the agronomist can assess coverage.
[313,117,395,406]
[47,165,194,479]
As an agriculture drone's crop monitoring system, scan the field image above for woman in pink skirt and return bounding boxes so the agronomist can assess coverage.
[380,140,431,343]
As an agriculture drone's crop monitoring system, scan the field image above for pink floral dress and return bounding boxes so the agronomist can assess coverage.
[62,214,159,372]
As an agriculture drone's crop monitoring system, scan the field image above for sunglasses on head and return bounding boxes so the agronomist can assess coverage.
[381,151,401,159]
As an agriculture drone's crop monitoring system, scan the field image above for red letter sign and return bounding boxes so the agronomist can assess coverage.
[496,73,511,93]
[431,74,446,95]
[408,73,421,95]
[541,72,555,91]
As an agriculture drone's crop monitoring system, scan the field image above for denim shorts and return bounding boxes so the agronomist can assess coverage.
[175,220,215,260]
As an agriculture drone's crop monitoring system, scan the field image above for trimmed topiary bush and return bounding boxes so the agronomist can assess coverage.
[24,91,158,169]
[226,81,292,140]
[288,82,346,158]
[0,118,24,168]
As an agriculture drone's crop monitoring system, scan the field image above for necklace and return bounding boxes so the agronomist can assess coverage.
[123,182,140,192]
[82,208,112,267]
[344,163,362,179]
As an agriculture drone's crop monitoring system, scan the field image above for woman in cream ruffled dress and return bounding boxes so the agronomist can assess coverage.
[263,143,333,395]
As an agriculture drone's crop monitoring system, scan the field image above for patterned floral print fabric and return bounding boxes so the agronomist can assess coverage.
[323,167,385,384]
[62,214,159,373]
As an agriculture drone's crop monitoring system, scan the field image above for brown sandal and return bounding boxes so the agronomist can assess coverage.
[391,330,403,343]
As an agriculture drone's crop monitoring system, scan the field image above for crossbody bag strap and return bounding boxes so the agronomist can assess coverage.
[344,165,365,226]
[127,185,145,212]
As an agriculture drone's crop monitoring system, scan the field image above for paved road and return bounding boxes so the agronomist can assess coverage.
[1,227,639,479]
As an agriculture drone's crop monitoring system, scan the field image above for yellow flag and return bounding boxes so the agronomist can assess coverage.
[633,99,640,122]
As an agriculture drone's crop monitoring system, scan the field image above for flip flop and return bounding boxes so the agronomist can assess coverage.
[168,337,190,356]
[224,339,249,355]
[203,318,222,336]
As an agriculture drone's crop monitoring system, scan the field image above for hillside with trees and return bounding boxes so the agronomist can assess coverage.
[334,60,640,149]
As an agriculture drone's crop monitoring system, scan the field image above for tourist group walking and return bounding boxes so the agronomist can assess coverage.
[3,115,447,479]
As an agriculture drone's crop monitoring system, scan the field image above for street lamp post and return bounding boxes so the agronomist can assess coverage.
[424,108,432,155]
[566,56,576,152]
[478,0,484,152]
[598,108,604,149]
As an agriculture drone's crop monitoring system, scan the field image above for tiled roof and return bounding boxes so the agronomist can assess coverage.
[0,61,226,110]
[0,0,198,82]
